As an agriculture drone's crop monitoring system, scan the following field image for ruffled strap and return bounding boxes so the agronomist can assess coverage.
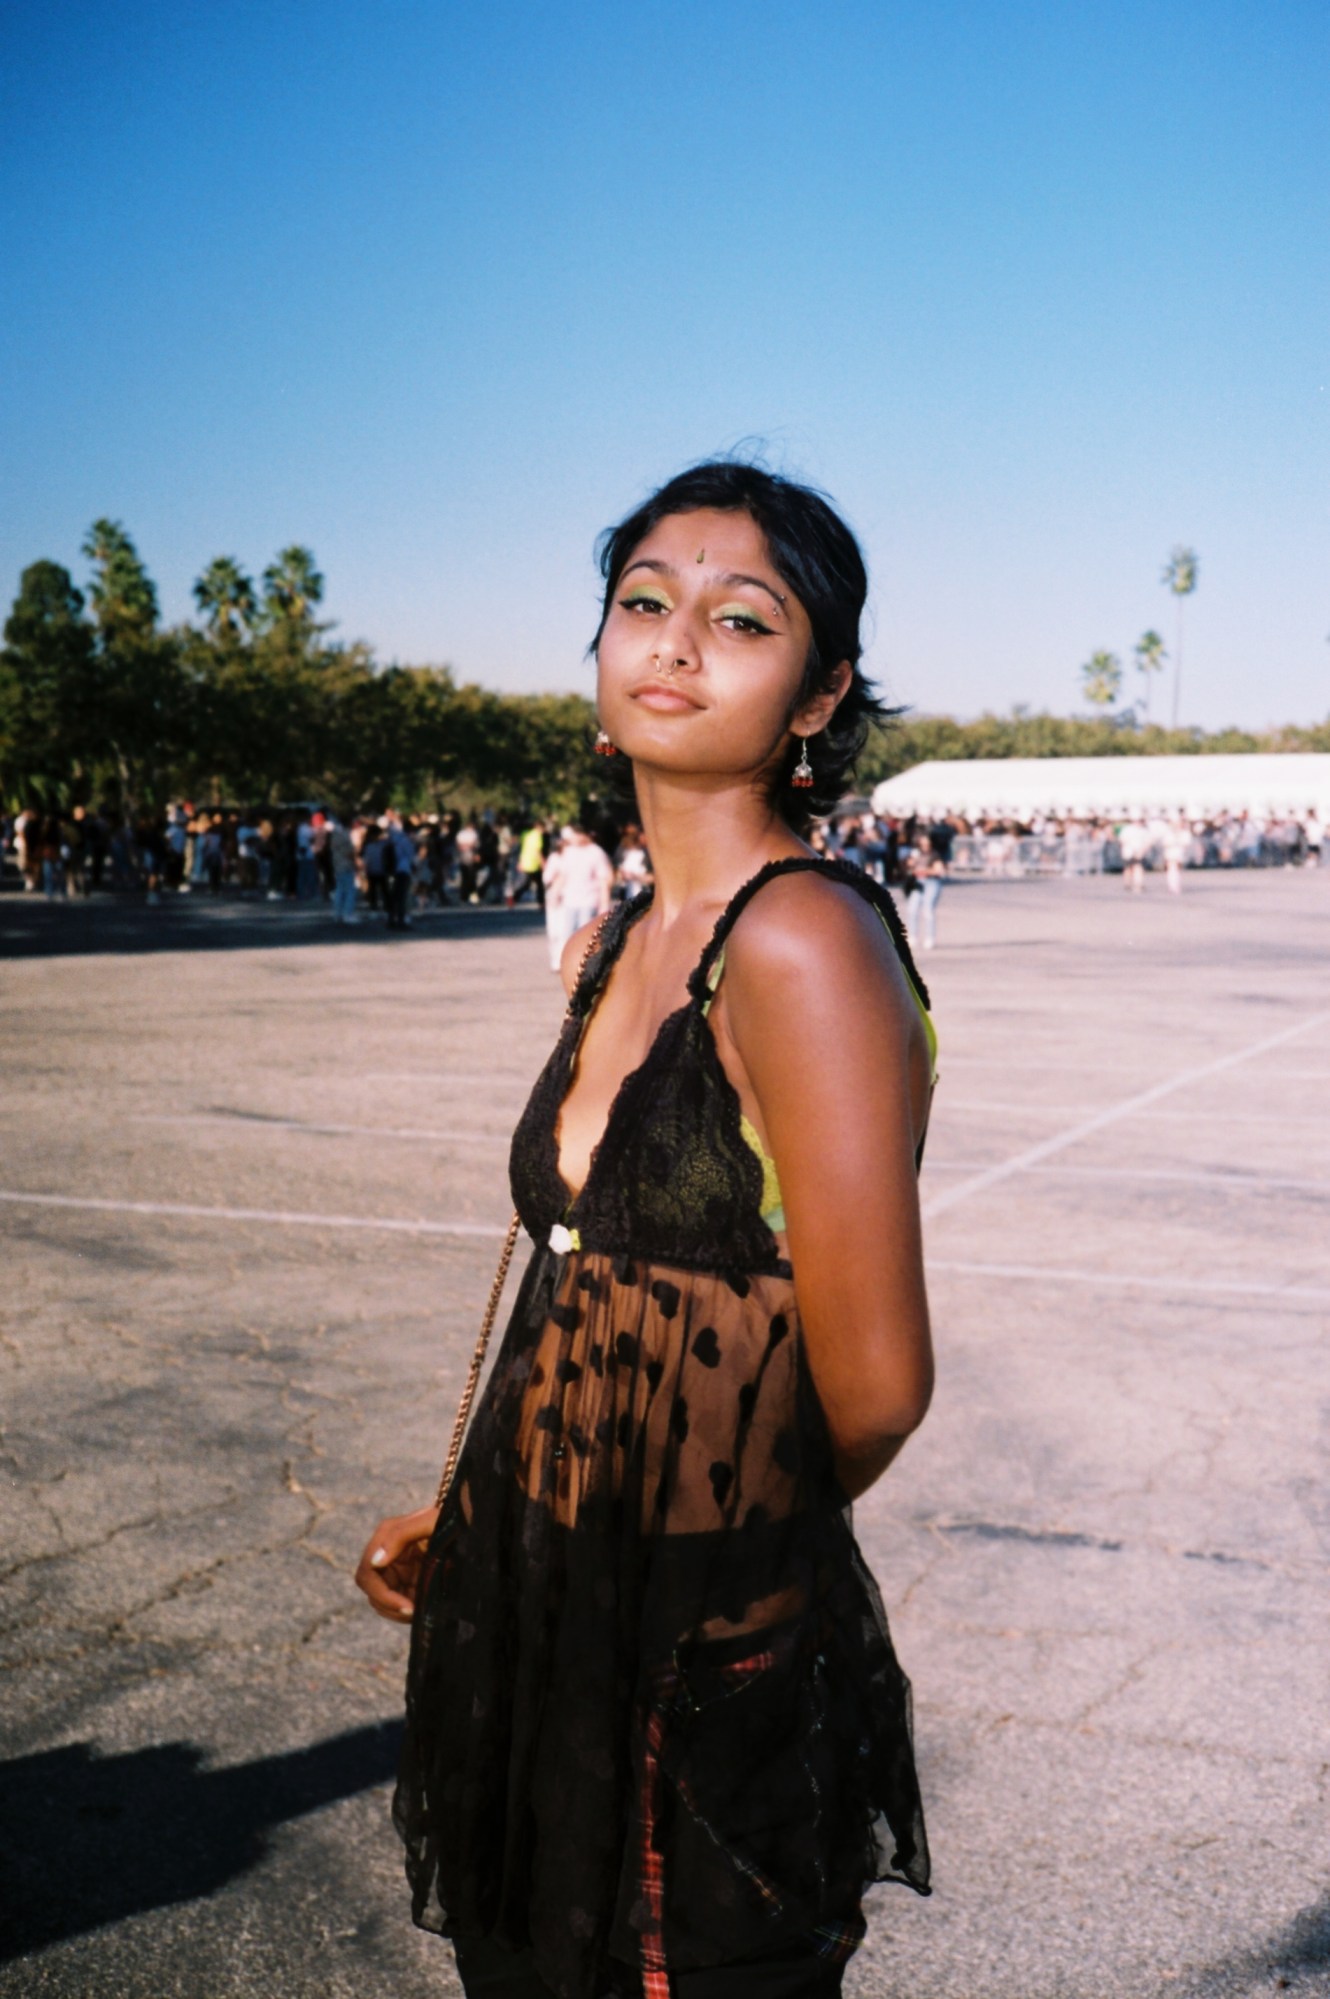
[566,891,655,1020]
[685,855,931,1013]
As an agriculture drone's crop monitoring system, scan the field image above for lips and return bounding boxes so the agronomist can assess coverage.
[629,680,704,710]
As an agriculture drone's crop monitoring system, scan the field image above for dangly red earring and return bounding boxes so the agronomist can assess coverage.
[791,735,814,787]
[594,728,618,756]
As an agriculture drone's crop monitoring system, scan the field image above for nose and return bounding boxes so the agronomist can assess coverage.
[651,610,702,675]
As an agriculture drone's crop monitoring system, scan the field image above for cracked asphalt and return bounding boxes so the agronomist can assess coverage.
[1,872,1326,1998]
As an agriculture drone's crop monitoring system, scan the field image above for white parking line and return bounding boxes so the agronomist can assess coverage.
[921,1011,1330,1221]
[131,1114,512,1144]
[936,1101,1330,1126]
[0,1190,512,1238]
[928,1257,1330,1304]
[922,1162,1330,1196]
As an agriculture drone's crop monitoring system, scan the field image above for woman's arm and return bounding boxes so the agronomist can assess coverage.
[723,874,934,1500]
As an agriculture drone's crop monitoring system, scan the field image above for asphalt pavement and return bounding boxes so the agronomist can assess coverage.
[1,870,1326,1998]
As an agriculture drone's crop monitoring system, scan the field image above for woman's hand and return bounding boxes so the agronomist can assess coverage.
[354,1504,440,1622]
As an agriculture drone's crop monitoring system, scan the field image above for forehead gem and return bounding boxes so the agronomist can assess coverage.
[696,548,705,563]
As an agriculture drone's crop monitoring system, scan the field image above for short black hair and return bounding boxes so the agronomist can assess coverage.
[591,458,894,830]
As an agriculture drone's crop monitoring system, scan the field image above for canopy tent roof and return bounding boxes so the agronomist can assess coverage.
[870,754,1330,820]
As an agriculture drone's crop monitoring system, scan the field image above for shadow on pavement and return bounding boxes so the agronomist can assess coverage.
[1183,1893,1330,1995]
[0,1720,403,1959]
[0,896,545,961]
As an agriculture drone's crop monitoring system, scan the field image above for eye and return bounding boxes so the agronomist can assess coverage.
[717,606,773,636]
[619,590,669,615]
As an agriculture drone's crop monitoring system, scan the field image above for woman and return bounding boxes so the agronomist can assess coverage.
[905,833,946,951]
[615,823,653,901]
[356,461,937,1999]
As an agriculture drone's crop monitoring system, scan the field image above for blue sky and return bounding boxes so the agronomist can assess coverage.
[3,0,1326,729]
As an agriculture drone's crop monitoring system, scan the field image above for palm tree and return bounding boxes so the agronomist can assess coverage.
[1161,546,1199,728]
[261,545,325,628]
[81,518,158,635]
[1133,630,1167,722]
[1080,649,1122,710]
[194,557,257,640]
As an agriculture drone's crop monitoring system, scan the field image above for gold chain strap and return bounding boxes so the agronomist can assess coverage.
[435,1207,522,1506]
[433,904,617,1510]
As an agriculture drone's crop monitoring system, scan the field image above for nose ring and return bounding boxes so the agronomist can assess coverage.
[653,653,681,677]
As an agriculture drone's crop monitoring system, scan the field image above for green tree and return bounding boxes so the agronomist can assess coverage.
[261,545,325,630]
[0,561,98,806]
[1133,630,1167,721]
[1080,649,1123,710]
[193,557,258,640]
[80,519,186,810]
[82,518,159,639]
[1161,545,1199,728]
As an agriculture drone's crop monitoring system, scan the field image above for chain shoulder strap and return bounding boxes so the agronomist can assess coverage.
[434,903,618,1509]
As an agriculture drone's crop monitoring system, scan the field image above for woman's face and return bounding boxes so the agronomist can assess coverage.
[596,508,846,782]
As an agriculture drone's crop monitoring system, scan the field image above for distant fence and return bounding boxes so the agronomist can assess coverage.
[948,832,1110,876]
[944,830,1305,876]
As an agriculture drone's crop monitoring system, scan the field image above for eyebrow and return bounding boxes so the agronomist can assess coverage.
[620,558,788,615]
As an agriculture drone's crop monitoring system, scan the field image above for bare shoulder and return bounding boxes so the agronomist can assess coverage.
[725,868,912,1000]
[721,866,931,1147]
[558,912,608,1001]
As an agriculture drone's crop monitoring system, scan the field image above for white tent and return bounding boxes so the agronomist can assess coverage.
[871,754,1330,820]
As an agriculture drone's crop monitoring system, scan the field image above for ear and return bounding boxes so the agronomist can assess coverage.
[791,659,853,737]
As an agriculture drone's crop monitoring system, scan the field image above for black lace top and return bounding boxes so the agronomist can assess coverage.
[395,857,932,1999]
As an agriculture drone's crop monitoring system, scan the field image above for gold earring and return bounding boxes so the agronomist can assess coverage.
[791,735,814,787]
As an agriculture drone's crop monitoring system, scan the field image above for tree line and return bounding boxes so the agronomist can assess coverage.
[3,524,1324,820]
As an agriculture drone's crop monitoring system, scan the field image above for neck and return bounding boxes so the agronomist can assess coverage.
[630,765,813,927]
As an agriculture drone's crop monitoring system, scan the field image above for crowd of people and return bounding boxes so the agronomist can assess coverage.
[920,806,1324,882]
[0,800,960,958]
[2,796,1321,963]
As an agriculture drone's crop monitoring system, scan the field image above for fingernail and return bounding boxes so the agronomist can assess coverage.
[370,1548,388,1566]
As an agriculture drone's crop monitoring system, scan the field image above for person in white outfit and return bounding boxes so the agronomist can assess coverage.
[543,826,613,971]
[1161,814,1190,896]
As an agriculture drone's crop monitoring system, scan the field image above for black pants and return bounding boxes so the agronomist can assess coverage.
[384,870,410,928]
[454,1934,846,1997]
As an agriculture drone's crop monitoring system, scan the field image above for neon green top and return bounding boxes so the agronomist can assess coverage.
[700,905,938,1233]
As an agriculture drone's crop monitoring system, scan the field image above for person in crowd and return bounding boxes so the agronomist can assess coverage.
[293,812,318,900]
[361,822,386,910]
[1117,816,1150,892]
[38,814,66,900]
[134,816,162,905]
[540,828,570,969]
[476,814,503,904]
[383,812,416,930]
[236,813,262,893]
[513,818,547,905]
[456,816,481,902]
[554,820,614,938]
[356,459,936,1999]
[424,818,452,905]
[186,812,210,891]
[63,809,87,896]
[1161,813,1191,895]
[201,817,224,893]
[905,831,946,950]
[14,806,40,891]
[163,807,187,890]
[328,811,360,924]
[614,820,652,899]
[312,810,335,900]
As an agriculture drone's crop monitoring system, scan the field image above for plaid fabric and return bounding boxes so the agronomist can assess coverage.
[807,1910,868,1964]
[636,1646,777,1999]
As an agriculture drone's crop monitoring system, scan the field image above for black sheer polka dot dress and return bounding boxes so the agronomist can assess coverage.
[394,856,933,1999]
